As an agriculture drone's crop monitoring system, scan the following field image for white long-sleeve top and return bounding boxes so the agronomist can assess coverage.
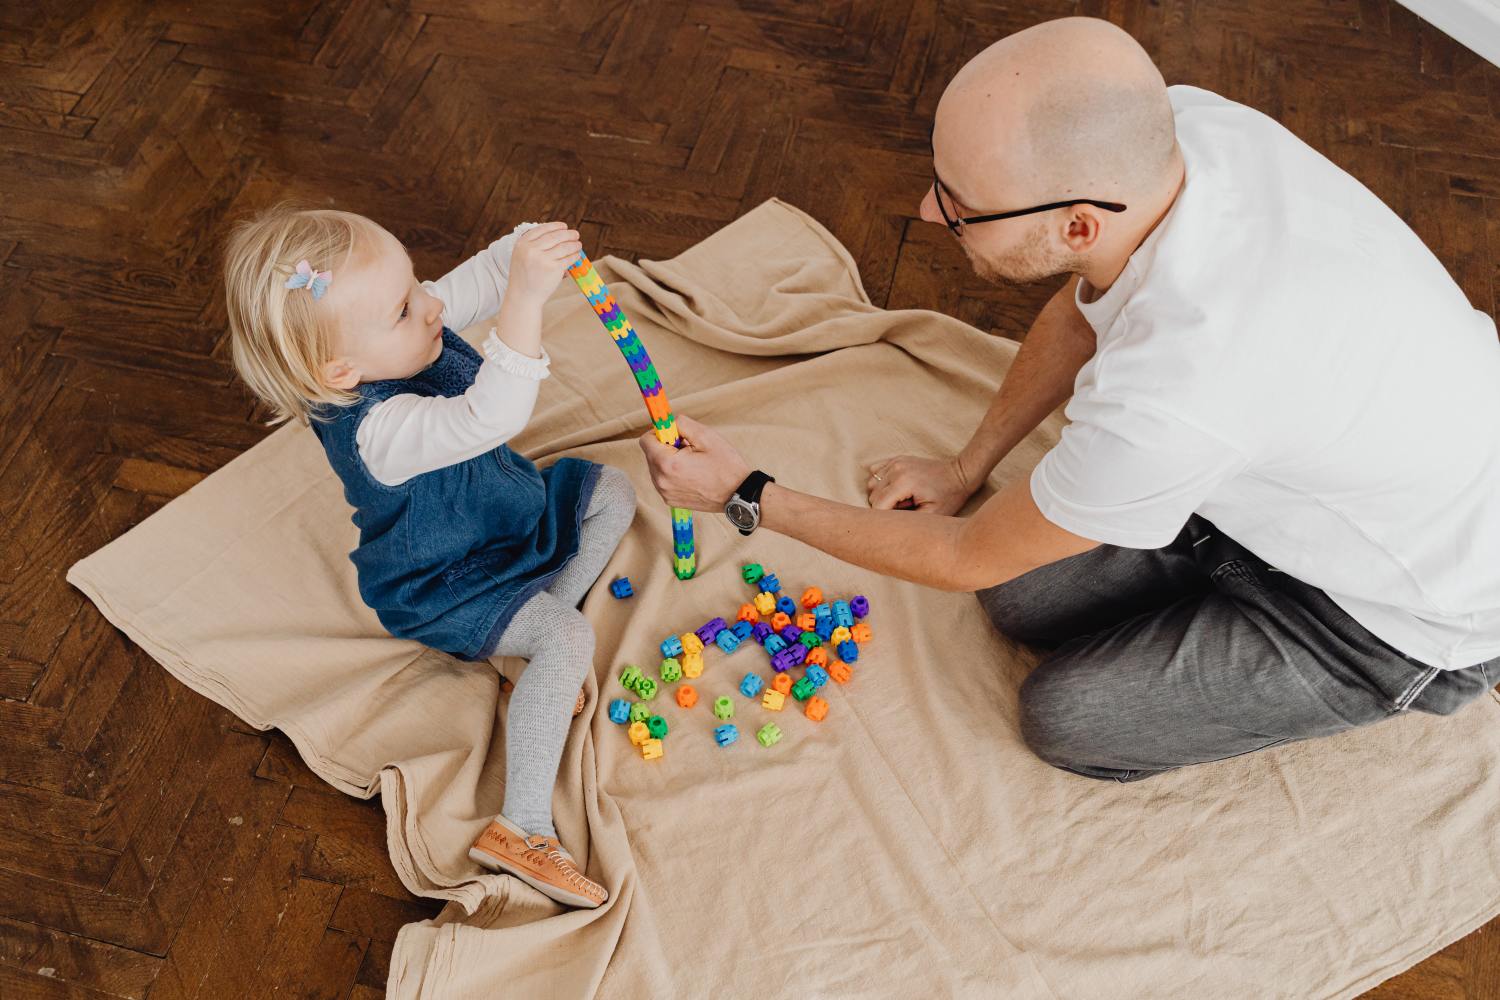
[355,226,551,487]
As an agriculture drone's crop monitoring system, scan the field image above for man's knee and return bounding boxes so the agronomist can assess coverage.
[1017,659,1096,771]
[977,577,1055,645]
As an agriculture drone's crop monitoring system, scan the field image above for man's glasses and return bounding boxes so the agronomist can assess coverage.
[932,171,1127,237]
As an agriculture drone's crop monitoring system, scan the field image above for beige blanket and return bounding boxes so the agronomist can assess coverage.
[68,200,1500,999]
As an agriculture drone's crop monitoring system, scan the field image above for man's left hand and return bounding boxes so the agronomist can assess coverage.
[637,414,752,513]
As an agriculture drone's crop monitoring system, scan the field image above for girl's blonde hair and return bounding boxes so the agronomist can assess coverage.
[223,202,378,424]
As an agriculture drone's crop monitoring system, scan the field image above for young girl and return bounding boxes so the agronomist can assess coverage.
[223,204,635,909]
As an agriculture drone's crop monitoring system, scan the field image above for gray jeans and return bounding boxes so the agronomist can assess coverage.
[978,515,1496,782]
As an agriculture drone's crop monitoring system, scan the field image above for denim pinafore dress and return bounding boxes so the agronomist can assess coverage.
[311,329,599,661]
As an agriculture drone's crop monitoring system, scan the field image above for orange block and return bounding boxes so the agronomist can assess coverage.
[805,696,828,722]
[770,612,791,631]
[771,673,793,695]
[805,647,828,668]
[829,660,853,684]
[850,623,872,643]
[800,587,823,609]
[645,392,673,422]
[676,685,698,709]
[737,604,759,624]
[795,613,816,631]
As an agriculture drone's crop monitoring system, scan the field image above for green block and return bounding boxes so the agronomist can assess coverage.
[798,632,822,649]
[741,563,764,585]
[636,677,658,700]
[619,664,643,692]
[757,723,783,748]
[660,658,682,683]
[646,715,669,739]
[629,702,651,724]
[792,678,815,702]
[713,696,734,720]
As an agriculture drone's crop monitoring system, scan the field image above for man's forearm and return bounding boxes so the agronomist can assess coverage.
[956,276,1096,487]
[758,483,972,590]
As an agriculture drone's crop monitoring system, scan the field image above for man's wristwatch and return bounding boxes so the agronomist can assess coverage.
[725,471,775,536]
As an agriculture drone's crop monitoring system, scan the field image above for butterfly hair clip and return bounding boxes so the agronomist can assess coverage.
[284,259,332,300]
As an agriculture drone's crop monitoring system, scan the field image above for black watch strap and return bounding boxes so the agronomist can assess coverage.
[734,470,775,505]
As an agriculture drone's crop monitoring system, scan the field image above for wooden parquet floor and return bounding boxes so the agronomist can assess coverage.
[3,1,1499,997]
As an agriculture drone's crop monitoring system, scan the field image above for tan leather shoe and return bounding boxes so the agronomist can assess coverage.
[467,815,607,909]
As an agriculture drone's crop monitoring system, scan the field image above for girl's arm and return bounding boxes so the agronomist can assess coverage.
[421,227,526,334]
[355,336,548,486]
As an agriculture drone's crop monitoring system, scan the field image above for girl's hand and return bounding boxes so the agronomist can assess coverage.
[507,222,583,309]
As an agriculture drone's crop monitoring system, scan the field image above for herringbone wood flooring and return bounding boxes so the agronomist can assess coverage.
[3,2,1499,997]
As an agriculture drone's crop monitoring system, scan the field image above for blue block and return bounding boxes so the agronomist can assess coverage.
[775,595,797,616]
[715,629,742,654]
[806,666,829,689]
[815,620,834,640]
[660,635,684,659]
[832,601,854,628]
[609,577,633,599]
[838,640,859,663]
[714,724,740,747]
[760,573,781,594]
[814,603,832,621]
[751,622,773,644]
[739,673,764,698]
[731,619,754,640]
[764,634,787,655]
[608,699,631,724]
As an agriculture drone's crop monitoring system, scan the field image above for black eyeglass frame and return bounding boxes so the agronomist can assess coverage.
[932,171,1127,237]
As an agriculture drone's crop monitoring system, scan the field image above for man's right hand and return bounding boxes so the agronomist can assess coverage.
[866,454,974,514]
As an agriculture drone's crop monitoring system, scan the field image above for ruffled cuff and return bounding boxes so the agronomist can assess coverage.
[481,329,551,380]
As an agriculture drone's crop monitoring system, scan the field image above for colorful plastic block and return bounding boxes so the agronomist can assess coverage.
[751,622,774,644]
[850,623,872,643]
[676,685,699,708]
[760,573,781,594]
[798,632,822,650]
[696,617,728,644]
[831,626,852,645]
[609,577,633,599]
[646,715,669,739]
[608,699,631,724]
[732,619,754,640]
[850,596,869,618]
[620,664,644,692]
[761,690,785,711]
[713,696,735,720]
[628,721,650,746]
[770,612,792,632]
[806,665,829,689]
[800,587,823,609]
[660,635,684,659]
[832,601,854,629]
[805,697,829,722]
[716,629,742,654]
[764,634,787,655]
[771,672,793,695]
[778,625,802,644]
[629,702,651,724]
[680,632,704,656]
[681,650,704,679]
[814,602,832,622]
[770,648,800,673]
[775,596,797,617]
[742,563,765,585]
[739,673,764,698]
[737,603,760,624]
[660,658,683,683]
[792,677,815,702]
[757,723,783,747]
[637,677,659,699]
[815,619,834,640]
[829,660,853,684]
[641,738,664,760]
[795,612,816,631]
[753,591,777,616]
[837,640,859,663]
[805,647,829,668]
[714,724,740,747]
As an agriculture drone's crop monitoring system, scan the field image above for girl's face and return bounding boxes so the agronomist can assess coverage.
[320,226,447,388]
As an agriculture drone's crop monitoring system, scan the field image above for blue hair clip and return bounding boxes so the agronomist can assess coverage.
[284,259,332,300]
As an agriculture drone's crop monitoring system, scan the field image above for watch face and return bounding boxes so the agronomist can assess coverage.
[725,498,756,531]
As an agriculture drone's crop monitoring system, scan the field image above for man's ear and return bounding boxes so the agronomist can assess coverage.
[321,357,361,390]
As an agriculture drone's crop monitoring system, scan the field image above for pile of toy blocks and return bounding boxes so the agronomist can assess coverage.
[607,563,873,759]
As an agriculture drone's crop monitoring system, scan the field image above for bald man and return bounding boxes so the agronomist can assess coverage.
[640,17,1500,781]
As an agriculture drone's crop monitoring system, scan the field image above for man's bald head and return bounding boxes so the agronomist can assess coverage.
[926,17,1181,284]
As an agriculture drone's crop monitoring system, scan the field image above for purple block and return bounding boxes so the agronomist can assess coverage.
[751,622,773,644]
[695,616,728,644]
[850,595,869,618]
[771,648,802,673]
[778,625,801,644]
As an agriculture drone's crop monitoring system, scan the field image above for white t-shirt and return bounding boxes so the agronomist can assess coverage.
[1031,84,1500,670]
[355,225,553,487]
